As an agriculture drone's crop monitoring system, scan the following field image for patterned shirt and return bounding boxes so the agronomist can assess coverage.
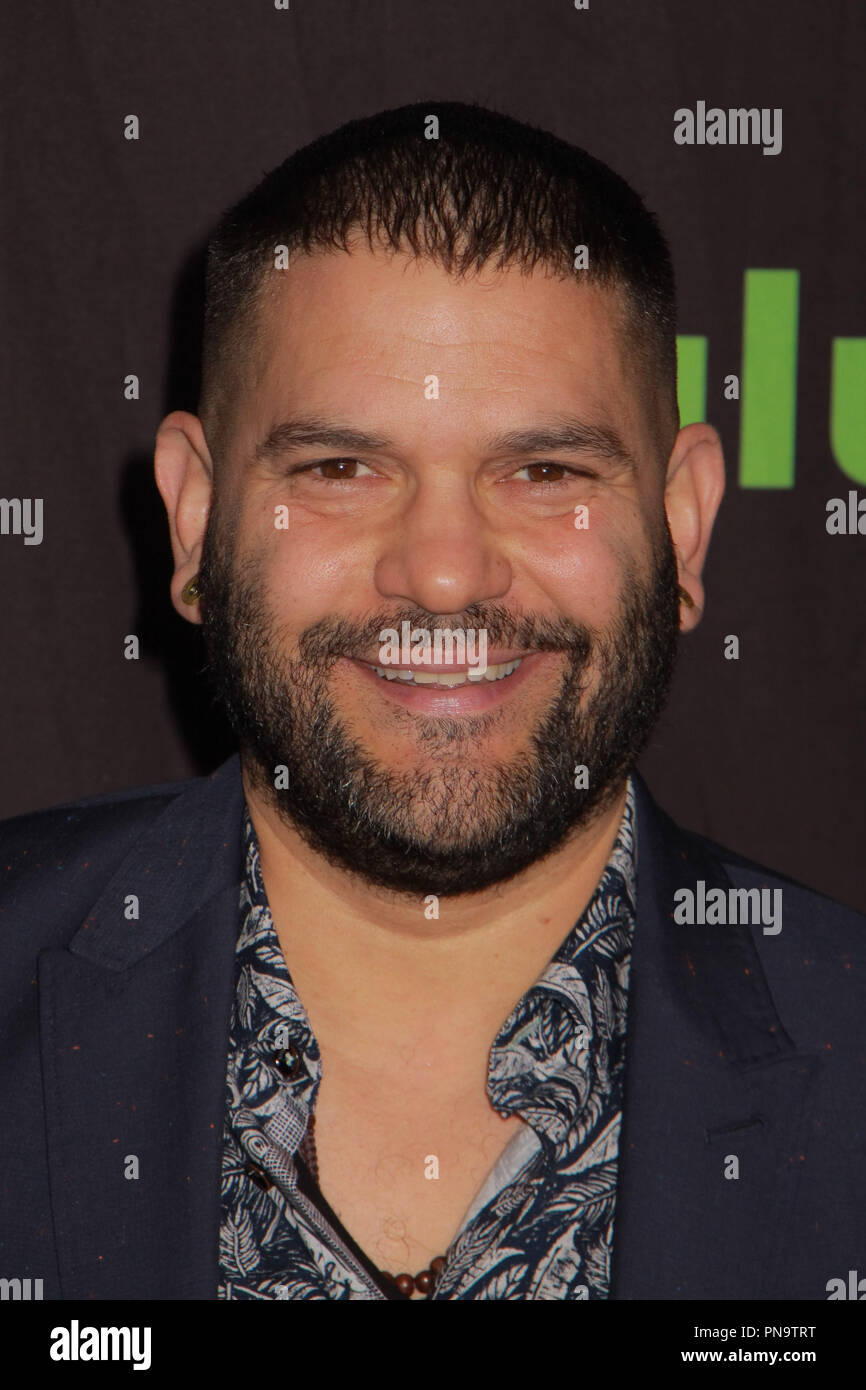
[218,782,637,1300]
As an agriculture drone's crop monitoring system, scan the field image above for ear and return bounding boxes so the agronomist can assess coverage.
[153,410,214,624]
[663,422,726,631]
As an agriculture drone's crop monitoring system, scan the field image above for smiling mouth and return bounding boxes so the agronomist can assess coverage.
[371,657,523,688]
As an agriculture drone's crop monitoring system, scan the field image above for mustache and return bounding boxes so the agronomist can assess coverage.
[294,603,596,666]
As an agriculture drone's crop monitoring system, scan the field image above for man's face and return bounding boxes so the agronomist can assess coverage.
[198,245,680,896]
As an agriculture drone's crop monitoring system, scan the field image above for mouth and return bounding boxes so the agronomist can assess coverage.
[342,651,552,714]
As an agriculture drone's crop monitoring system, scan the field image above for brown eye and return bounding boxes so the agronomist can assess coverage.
[524,462,568,483]
[318,458,361,479]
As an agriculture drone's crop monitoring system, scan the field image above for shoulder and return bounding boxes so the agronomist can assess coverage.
[636,774,865,934]
[695,826,864,932]
[671,819,866,1052]
[0,770,196,863]
[0,771,206,946]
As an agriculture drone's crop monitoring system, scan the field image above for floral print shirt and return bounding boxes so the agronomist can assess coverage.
[218,781,637,1300]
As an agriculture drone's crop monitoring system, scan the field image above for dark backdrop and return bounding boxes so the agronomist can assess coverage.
[1,0,863,909]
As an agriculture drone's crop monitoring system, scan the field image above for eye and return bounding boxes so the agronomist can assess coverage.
[290,457,376,481]
[511,462,592,485]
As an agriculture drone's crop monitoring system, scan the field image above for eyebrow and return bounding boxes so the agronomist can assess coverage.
[252,412,637,470]
[483,417,637,470]
[253,416,394,461]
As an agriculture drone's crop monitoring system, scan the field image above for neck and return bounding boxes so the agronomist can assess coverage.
[242,765,629,1058]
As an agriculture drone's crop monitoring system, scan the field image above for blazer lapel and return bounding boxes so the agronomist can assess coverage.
[38,756,245,1299]
[610,776,822,1299]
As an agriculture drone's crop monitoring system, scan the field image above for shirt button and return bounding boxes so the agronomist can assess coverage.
[273,1040,302,1080]
[246,1161,273,1192]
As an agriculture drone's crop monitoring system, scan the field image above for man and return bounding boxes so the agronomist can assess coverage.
[1,101,863,1303]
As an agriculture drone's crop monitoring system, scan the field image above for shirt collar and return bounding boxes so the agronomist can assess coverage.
[233,779,637,1139]
[486,780,637,1142]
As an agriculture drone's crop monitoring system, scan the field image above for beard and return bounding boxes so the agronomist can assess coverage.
[198,516,681,898]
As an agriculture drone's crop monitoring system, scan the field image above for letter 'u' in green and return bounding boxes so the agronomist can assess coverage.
[831,338,866,485]
[676,336,707,429]
[740,270,799,488]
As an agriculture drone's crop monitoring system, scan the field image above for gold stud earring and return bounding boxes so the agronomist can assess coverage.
[678,584,695,609]
[181,574,202,605]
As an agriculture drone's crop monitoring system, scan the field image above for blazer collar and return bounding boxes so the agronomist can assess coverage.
[66,753,245,972]
[631,771,795,1068]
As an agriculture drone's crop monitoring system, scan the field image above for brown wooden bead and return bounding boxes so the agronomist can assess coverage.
[394,1273,415,1296]
[415,1269,432,1294]
[430,1256,446,1274]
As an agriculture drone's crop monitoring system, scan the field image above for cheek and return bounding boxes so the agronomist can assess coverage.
[251,498,374,620]
[517,507,645,629]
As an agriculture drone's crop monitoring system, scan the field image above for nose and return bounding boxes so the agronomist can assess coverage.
[373,473,512,615]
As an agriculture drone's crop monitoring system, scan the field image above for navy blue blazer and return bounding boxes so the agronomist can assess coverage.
[1,754,864,1300]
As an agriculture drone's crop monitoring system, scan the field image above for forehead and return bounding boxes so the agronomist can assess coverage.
[244,243,648,455]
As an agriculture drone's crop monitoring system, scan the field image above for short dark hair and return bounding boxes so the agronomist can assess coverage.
[199,100,679,465]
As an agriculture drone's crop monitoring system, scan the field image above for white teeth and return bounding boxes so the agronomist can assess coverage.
[483,660,521,681]
[372,658,523,686]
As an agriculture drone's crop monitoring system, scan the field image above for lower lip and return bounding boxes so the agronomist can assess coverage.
[342,652,552,714]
